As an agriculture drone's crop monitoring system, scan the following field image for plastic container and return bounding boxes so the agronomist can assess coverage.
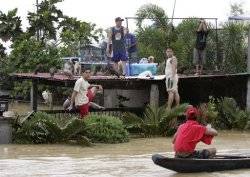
[126,63,157,76]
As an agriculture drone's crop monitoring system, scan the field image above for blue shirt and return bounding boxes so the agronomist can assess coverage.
[125,33,137,53]
[111,27,126,53]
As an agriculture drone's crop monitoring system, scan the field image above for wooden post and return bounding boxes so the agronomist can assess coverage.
[30,79,38,111]
[247,29,250,110]
[150,84,159,107]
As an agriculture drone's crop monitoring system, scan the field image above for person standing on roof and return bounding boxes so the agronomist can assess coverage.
[193,19,209,75]
[165,47,180,109]
[124,28,137,62]
[106,17,127,76]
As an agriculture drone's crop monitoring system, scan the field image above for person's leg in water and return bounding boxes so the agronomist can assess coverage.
[167,91,174,109]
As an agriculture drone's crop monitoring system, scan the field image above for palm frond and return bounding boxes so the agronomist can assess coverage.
[144,105,166,125]
[160,103,188,129]
[136,3,169,29]
[122,112,144,126]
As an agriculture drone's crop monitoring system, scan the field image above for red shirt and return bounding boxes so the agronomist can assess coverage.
[174,120,213,153]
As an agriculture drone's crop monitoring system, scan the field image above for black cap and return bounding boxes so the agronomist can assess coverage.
[115,17,124,22]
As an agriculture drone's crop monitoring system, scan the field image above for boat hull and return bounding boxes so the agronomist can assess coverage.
[152,154,250,173]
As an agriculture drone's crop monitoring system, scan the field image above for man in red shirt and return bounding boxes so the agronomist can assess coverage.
[172,106,218,158]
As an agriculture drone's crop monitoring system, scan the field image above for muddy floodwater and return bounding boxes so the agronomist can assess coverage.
[0,131,250,177]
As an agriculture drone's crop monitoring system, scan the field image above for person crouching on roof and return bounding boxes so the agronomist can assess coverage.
[172,106,218,159]
[69,67,103,118]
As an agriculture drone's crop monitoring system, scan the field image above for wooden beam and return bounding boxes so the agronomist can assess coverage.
[150,84,159,107]
[41,107,145,114]
[30,79,38,111]
[247,29,250,110]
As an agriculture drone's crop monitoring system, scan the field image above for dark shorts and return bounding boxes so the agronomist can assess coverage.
[175,149,211,159]
[193,48,206,65]
[112,51,127,62]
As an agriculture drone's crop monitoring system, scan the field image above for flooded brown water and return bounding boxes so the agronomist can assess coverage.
[3,102,250,176]
[1,131,250,177]
[8,101,62,115]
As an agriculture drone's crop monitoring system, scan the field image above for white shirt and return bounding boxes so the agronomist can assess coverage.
[74,77,90,106]
[165,57,177,77]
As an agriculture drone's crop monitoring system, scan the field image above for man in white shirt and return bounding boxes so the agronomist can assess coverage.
[69,68,103,118]
[165,47,180,109]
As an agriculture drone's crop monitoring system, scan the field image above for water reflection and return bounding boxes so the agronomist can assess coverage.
[0,131,250,176]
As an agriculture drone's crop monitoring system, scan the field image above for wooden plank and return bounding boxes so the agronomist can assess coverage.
[30,80,38,111]
[12,73,250,83]
[150,84,159,107]
[41,107,144,114]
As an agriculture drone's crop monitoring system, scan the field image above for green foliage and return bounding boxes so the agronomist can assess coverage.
[59,16,102,56]
[14,112,89,145]
[135,3,248,73]
[122,104,188,136]
[171,19,198,70]
[220,22,247,73]
[11,81,32,99]
[0,44,7,78]
[137,27,169,63]
[197,97,219,125]
[136,3,169,30]
[160,104,189,136]
[28,0,63,40]
[0,8,23,41]
[8,34,62,73]
[0,43,6,58]
[15,112,63,144]
[196,97,249,130]
[84,114,129,143]
[135,4,173,63]
[216,97,249,130]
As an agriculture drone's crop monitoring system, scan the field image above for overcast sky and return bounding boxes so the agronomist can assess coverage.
[0,0,249,30]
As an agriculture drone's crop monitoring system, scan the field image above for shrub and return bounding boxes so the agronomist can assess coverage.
[84,114,129,144]
[216,97,249,130]
[198,97,219,125]
[122,104,188,137]
[14,112,88,144]
[220,22,247,73]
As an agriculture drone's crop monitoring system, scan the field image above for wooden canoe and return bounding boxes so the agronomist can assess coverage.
[152,154,250,173]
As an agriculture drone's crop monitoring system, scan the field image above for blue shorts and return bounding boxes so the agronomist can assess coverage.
[112,51,128,62]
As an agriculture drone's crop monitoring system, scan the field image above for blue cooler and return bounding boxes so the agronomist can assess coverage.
[126,63,157,76]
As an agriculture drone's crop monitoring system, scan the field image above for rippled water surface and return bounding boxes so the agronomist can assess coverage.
[1,131,250,177]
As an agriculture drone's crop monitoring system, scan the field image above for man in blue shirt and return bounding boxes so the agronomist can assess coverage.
[106,17,127,76]
[124,28,137,62]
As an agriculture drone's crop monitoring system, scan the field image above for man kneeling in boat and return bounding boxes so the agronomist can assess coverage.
[172,106,218,159]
